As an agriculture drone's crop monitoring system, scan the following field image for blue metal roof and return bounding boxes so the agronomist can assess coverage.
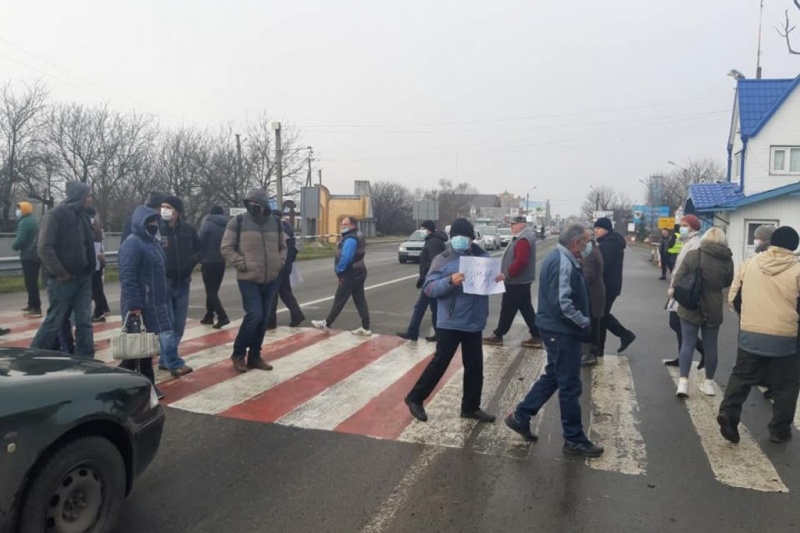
[738,77,800,139]
[724,180,800,209]
[688,182,745,211]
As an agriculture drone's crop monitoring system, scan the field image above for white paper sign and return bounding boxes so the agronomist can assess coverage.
[459,256,505,295]
[289,263,304,287]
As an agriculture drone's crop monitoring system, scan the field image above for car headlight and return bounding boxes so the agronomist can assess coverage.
[399,246,407,252]
[149,385,160,409]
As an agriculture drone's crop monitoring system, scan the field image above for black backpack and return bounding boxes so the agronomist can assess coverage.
[674,250,703,311]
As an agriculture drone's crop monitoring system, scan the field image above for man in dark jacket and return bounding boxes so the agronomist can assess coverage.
[121,191,166,243]
[505,223,604,458]
[30,181,96,358]
[658,227,676,280]
[157,195,201,377]
[198,206,230,329]
[12,200,41,317]
[483,216,542,349]
[397,220,447,342]
[594,217,636,354]
[268,215,305,329]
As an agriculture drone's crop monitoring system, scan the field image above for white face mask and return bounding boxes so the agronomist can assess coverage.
[161,207,174,221]
[754,238,763,248]
[14,209,22,219]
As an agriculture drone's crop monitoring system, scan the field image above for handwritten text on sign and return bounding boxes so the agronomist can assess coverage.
[459,256,505,295]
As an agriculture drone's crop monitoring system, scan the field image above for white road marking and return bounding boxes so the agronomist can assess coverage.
[398,345,515,449]
[588,355,647,475]
[667,365,788,493]
[169,333,370,414]
[279,341,432,430]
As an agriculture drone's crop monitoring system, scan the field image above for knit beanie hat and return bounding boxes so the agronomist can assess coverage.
[210,205,225,215]
[420,220,436,232]
[449,218,475,240]
[770,226,799,251]
[681,215,701,231]
[593,217,613,231]
[754,225,776,243]
[146,191,167,209]
[162,195,184,213]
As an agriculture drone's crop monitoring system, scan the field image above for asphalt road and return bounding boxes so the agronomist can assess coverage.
[5,238,800,532]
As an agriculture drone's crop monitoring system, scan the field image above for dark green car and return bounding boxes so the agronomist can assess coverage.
[0,348,165,533]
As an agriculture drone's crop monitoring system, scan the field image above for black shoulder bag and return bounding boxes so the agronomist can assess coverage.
[674,249,703,311]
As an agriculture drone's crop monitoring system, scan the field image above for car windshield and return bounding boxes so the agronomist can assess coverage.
[407,232,426,242]
[498,228,512,235]
[476,226,494,234]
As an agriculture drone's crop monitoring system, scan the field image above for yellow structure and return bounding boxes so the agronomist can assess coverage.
[311,181,375,243]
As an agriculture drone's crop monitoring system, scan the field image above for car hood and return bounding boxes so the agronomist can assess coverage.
[0,348,131,380]
[400,240,425,248]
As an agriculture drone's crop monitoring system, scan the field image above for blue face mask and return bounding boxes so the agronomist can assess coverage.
[451,236,470,251]
[679,226,690,237]
[581,241,593,258]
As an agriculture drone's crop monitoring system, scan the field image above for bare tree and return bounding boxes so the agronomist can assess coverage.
[0,80,49,228]
[372,181,414,235]
[659,158,725,212]
[776,1,800,55]
[153,126,211,224]
[580,185,617,220]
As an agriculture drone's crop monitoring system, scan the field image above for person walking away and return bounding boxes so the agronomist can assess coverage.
[665,224,682,275]
[658,227,676,280]
[404,218,497,423]
[750,224,777,398]
[198,206,230,329]
[220,189,287,373]
[157,195,201,377]
[86,207,111,322]
[12,201,41,317]
[30,181,95,358]
[671,228,733,397]
[397,220,447,342]
[717,226,800,444]
[121,191,166,243]
[663,215,705,368]
[311,216,372,336]
[483,216,543,349]
[593,217,636,354]
[268,215,305,329]
[504,223,604,458]
[118,206,171,399]
[580,228,605,366]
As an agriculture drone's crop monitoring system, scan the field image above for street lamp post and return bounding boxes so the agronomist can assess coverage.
[639,178,656,238]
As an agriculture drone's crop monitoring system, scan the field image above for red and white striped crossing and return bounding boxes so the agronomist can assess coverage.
[0,310,792,493]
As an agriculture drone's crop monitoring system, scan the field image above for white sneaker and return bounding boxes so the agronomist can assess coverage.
[311,320,328,330]
[676,377,689,398]
[699,379,716,396]
[351,327,372,337]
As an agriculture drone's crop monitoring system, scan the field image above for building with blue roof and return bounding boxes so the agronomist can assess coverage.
[686,75,800,264]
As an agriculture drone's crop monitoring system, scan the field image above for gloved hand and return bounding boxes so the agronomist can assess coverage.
[416,278,424,289]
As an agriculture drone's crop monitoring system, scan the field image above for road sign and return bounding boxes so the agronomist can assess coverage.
[412,200,439,221]
[632,205,669,223]
[592,210,614,220]
[658,217,675,230]
[230,207,247,216]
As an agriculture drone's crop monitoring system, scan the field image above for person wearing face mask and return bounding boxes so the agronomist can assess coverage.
[312,216,372,335]
[117,206,170,399]
[397,220,448,342]
[579,228,605,366]
[31,181,96,358]
[593,217,636,355]
[753,224,776,254]
[404,218,497,424]
[156,195,202,377]
[505,224,604,457]
[483,216,543,349]
[221,188,287,373]
[11,200,41,317]
[663,215,706,369]
[121,191,166,243]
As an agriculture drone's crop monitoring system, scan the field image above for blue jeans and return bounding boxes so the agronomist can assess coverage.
[158,281,190,370]
[405,290,437,340]
[233,280,278,361]
[514,330,587,443]
[32,275,93,358]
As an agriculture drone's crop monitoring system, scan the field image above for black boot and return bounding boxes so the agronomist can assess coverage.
[201,313,215,325]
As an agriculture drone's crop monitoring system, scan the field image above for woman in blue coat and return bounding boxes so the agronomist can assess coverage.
[118,206,173,399]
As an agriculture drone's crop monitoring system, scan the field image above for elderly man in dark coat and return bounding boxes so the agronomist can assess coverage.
[580,228,605,366]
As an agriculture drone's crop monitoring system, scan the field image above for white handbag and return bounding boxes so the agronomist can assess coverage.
[111,314,160,360]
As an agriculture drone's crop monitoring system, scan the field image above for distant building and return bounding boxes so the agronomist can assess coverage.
[299,180,376,243]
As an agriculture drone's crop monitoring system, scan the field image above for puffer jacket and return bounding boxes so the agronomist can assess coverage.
[674,241,734,327]
[220,188,287,285]
[730,247,800,357]
[118,206,173,333]
[423,243,490,333]
[198,213,228,264]
[12,202,39,262]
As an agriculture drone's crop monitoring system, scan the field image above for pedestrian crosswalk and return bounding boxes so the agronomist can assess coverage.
[0,310,792,493]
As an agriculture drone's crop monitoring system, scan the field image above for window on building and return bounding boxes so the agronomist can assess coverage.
[746,220,780,246]
[733,151,742,178]
[771,146,800,174]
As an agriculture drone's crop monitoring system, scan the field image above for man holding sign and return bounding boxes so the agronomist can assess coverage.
[405,218,498,423]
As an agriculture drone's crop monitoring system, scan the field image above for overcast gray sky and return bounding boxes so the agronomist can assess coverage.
[2,1,799,216]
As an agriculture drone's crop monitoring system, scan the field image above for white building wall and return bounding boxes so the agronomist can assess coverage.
[743,86,800,196]
[725,194,800,267]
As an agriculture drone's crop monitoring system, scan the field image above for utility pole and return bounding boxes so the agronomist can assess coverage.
[235,133,243,184]
[318,169,323,185]
[306,146,314,187]
[272,122,283,208]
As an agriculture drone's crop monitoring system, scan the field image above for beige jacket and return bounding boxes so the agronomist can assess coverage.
[221,213,287,285]
[729,247,800,356]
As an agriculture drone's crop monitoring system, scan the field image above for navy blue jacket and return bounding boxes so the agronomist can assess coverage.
[535,245,591,338]
[198,213,228,264]
[424,243,490,333]
[118,207,173,333]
